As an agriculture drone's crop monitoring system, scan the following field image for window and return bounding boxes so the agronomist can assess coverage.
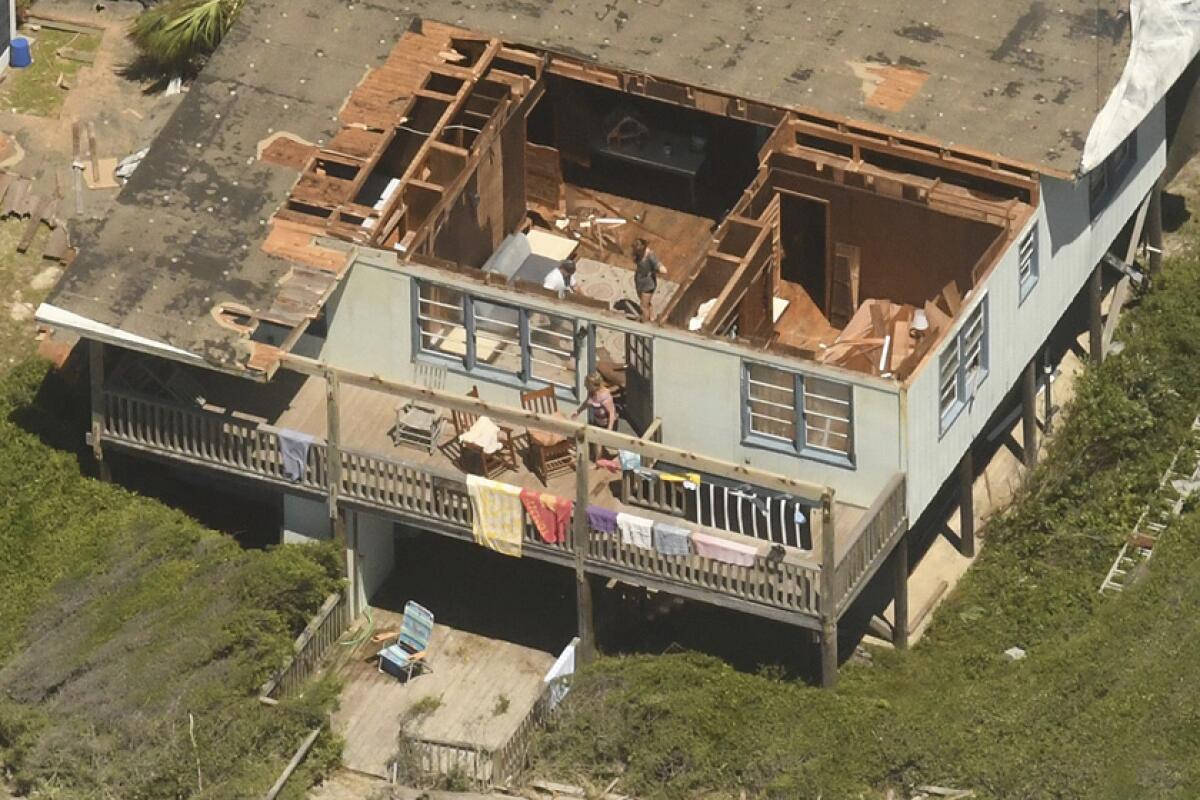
[803,377,853,456]
[1089,132,1137,218]
[938,297,989,432]
[414,281,579,394]
[1017,224,1038,302]
[743,362,854,463]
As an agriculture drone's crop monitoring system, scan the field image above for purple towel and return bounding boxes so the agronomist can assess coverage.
[586,505,618,534]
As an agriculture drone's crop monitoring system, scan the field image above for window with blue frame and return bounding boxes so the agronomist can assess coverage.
[743,361,854,464]
[938,296,988,433]
[1018,224,1038,303]
[414,280,578,394]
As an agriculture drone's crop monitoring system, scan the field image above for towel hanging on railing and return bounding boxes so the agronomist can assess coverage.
[467,475,524,557]
[278,428,315,482]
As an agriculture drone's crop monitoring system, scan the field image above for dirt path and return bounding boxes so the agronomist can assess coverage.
[0,0,183,367]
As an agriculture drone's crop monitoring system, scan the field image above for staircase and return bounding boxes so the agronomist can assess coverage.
[1100,416,1200,595]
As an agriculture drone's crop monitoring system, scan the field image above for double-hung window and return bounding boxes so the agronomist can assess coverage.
[938,296,988,433]
[744,362,854,464]
[1018,224,1038,302]
[415,280,578,394]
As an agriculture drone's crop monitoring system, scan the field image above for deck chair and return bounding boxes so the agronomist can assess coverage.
[520,386,576,485]
[451,386,518,478]
[391,362,448,455]
[377,601,435,681]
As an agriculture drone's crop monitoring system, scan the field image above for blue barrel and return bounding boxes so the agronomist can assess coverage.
[10,37,32,69]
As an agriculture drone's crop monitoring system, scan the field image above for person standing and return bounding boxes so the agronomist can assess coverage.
[632,238,668,322]
[574,372,617,460]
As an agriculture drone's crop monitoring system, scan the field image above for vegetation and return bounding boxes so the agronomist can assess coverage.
[0,361,344,799]
[535,253,1200,799]
[128,0,244,76]
[0,29,101,116]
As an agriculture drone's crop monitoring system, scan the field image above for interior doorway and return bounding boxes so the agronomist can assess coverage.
[778,190,830,311]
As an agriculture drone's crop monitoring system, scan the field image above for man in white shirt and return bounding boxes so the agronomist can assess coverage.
[543,259,577,296]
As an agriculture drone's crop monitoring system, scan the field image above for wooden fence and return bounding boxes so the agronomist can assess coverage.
[260,589,353,702]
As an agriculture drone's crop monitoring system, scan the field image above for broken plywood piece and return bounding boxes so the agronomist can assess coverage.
[258,132,317,171]
[848,62,930,112]
[82,158,119,190]
[262,220,353,273]
[43,225,72,261]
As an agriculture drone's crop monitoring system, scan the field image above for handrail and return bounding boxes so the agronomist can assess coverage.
[259,589,352,702]
[832,472,907,613]
[102,390,857,621]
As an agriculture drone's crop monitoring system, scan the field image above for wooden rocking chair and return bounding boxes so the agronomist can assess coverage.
[451,386,518,478]
[520,386,576,485]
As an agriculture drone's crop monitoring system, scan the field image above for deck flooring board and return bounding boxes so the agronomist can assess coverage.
[333,608,555,778]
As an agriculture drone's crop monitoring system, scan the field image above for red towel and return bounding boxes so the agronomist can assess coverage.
[520,490,573,544]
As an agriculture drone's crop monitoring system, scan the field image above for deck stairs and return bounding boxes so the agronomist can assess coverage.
[1099,416,1200,595]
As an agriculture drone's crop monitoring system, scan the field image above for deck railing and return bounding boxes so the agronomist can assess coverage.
[101,390,891,623]
[831,473,907,613]
[396,675,567,788]
[260,589,353,701]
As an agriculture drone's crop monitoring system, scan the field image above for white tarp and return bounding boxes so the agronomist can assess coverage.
[1083,0,1200,173]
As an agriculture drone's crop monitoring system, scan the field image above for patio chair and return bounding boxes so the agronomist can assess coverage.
[520,386,576,485]
[377,601,435,681]
[391,362,448,455]
[451,386,518,478]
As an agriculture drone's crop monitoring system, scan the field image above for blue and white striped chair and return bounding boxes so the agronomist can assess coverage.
[377,601,435,681]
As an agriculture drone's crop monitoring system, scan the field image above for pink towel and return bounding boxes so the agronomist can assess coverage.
[691,531,758,567]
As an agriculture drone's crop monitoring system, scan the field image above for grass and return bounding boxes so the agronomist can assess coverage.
[0,28,102,116]
[533,252,1200,799]
[0,218,56,368]
[0,361,345,800]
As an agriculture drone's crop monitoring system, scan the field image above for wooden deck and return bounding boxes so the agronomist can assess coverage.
[334,607,556,778]
[98,369,904,629]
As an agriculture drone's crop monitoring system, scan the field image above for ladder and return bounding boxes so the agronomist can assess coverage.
[1100,416,1200,595]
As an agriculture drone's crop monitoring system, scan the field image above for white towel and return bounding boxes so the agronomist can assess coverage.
[459,415,503,454]
[616,512,654,550]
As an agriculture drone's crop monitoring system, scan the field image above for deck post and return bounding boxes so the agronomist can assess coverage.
[88,339,110,482]
[818,492,838,689]
[959,447,975,557]
[1022,358,1038,467]
[572,430,596,664]
[1088,263,1103,364]
[326,370,341,519]
[891,530,909,651]
[1147,180,1163,275]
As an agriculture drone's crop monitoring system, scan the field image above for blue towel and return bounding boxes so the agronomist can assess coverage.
[618,450,642,471]
[653,521,692,556]
[278,428,315,481]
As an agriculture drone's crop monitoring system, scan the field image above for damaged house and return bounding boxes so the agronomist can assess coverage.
[35,0,1200,693]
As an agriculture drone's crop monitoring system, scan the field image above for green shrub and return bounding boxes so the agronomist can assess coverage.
[0,360,343,799]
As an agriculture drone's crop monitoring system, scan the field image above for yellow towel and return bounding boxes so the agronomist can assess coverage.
[466,475,524,557]
[660,471,702,484]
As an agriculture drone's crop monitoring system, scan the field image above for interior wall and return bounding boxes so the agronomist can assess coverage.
[430,100,528,268]
[769,171,1003,308]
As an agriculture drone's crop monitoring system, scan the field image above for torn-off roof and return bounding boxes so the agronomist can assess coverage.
[44,1,412,368]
